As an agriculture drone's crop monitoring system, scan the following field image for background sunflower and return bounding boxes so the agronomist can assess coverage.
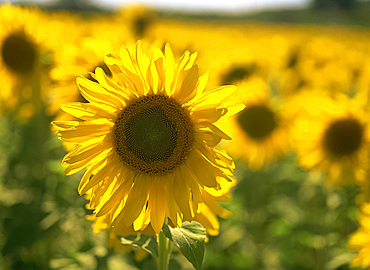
[219,76,291,170]
[291,91,370,187]
[0,4,52,120]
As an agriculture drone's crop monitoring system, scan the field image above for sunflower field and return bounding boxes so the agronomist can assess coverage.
[0,2,370,270]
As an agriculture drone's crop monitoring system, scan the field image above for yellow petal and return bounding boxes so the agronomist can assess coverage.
[119,45,136,74]
[175,65,199,104]
[195,71,208,97]
[180,164,203,212]
[149,177,168,233]
[186,152,218,188]
[63,142,108,166]
[76,77,121,111]
[122,174,148,227]
[191,107,227,123]
[94,67,130,103]
[64,148,112,176]
[135,41,150,94]
[77,159,106,195]
[96,173,135,217]
[164,43,175,95]
[199,121,231,140]
[79,155,115,194]
[194,205,219,236]
[61,102,116,122]
[192,85,237,108]
[173,172,194,220]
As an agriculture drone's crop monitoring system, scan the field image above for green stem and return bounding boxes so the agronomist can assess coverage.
[156,231,171,270]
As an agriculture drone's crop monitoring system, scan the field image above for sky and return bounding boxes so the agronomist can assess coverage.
[11,0,311,12]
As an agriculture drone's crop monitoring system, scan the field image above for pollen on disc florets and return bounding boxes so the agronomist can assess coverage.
[114,94,194,175]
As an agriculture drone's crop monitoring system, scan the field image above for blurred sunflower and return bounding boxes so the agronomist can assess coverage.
[0,3,50,119]
[52,41,243,234]
[219,76,290,170]
[279,37,354,97]
[348,203,370,269]
[356,57,370,111]
[220,62,260,86]
[291,91,370,186]
[116,4,157,39]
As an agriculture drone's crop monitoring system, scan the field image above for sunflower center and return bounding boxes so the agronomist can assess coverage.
[134,16,149,38]
[114,94,194,175]
[126,107,176,161]
[237,105,277,140]
[323,118,363,157]
[1,33,37,74]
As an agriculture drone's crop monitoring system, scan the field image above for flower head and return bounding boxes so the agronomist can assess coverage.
[0,3,49,118]
[291,91,370,186]
[218,76,290,170]
[53,41,243,234]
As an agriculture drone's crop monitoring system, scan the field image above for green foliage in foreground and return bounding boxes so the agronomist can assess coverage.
[0,111,364,270]
[163,222,206,270]
[204,159,361,270]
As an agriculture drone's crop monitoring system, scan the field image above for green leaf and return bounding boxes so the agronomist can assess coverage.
[163,221,206,270]
[120,234,158,258]
[162,222,173,240]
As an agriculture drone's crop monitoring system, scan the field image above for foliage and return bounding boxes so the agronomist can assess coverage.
[163,222,206,270]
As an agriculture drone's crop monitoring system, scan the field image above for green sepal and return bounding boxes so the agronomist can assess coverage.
[120,234,158,258]
[162,221,206,270]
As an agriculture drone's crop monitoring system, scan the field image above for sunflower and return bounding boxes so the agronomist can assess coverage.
[291,91,370,186]
[219,76,290,170]
[52,41,243,234]
[116,4,157,39]
[220,62,260,86]
[0,3,50,119]
[278,34,366,98]
[356,57,370,112]
[348,203,370,269]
